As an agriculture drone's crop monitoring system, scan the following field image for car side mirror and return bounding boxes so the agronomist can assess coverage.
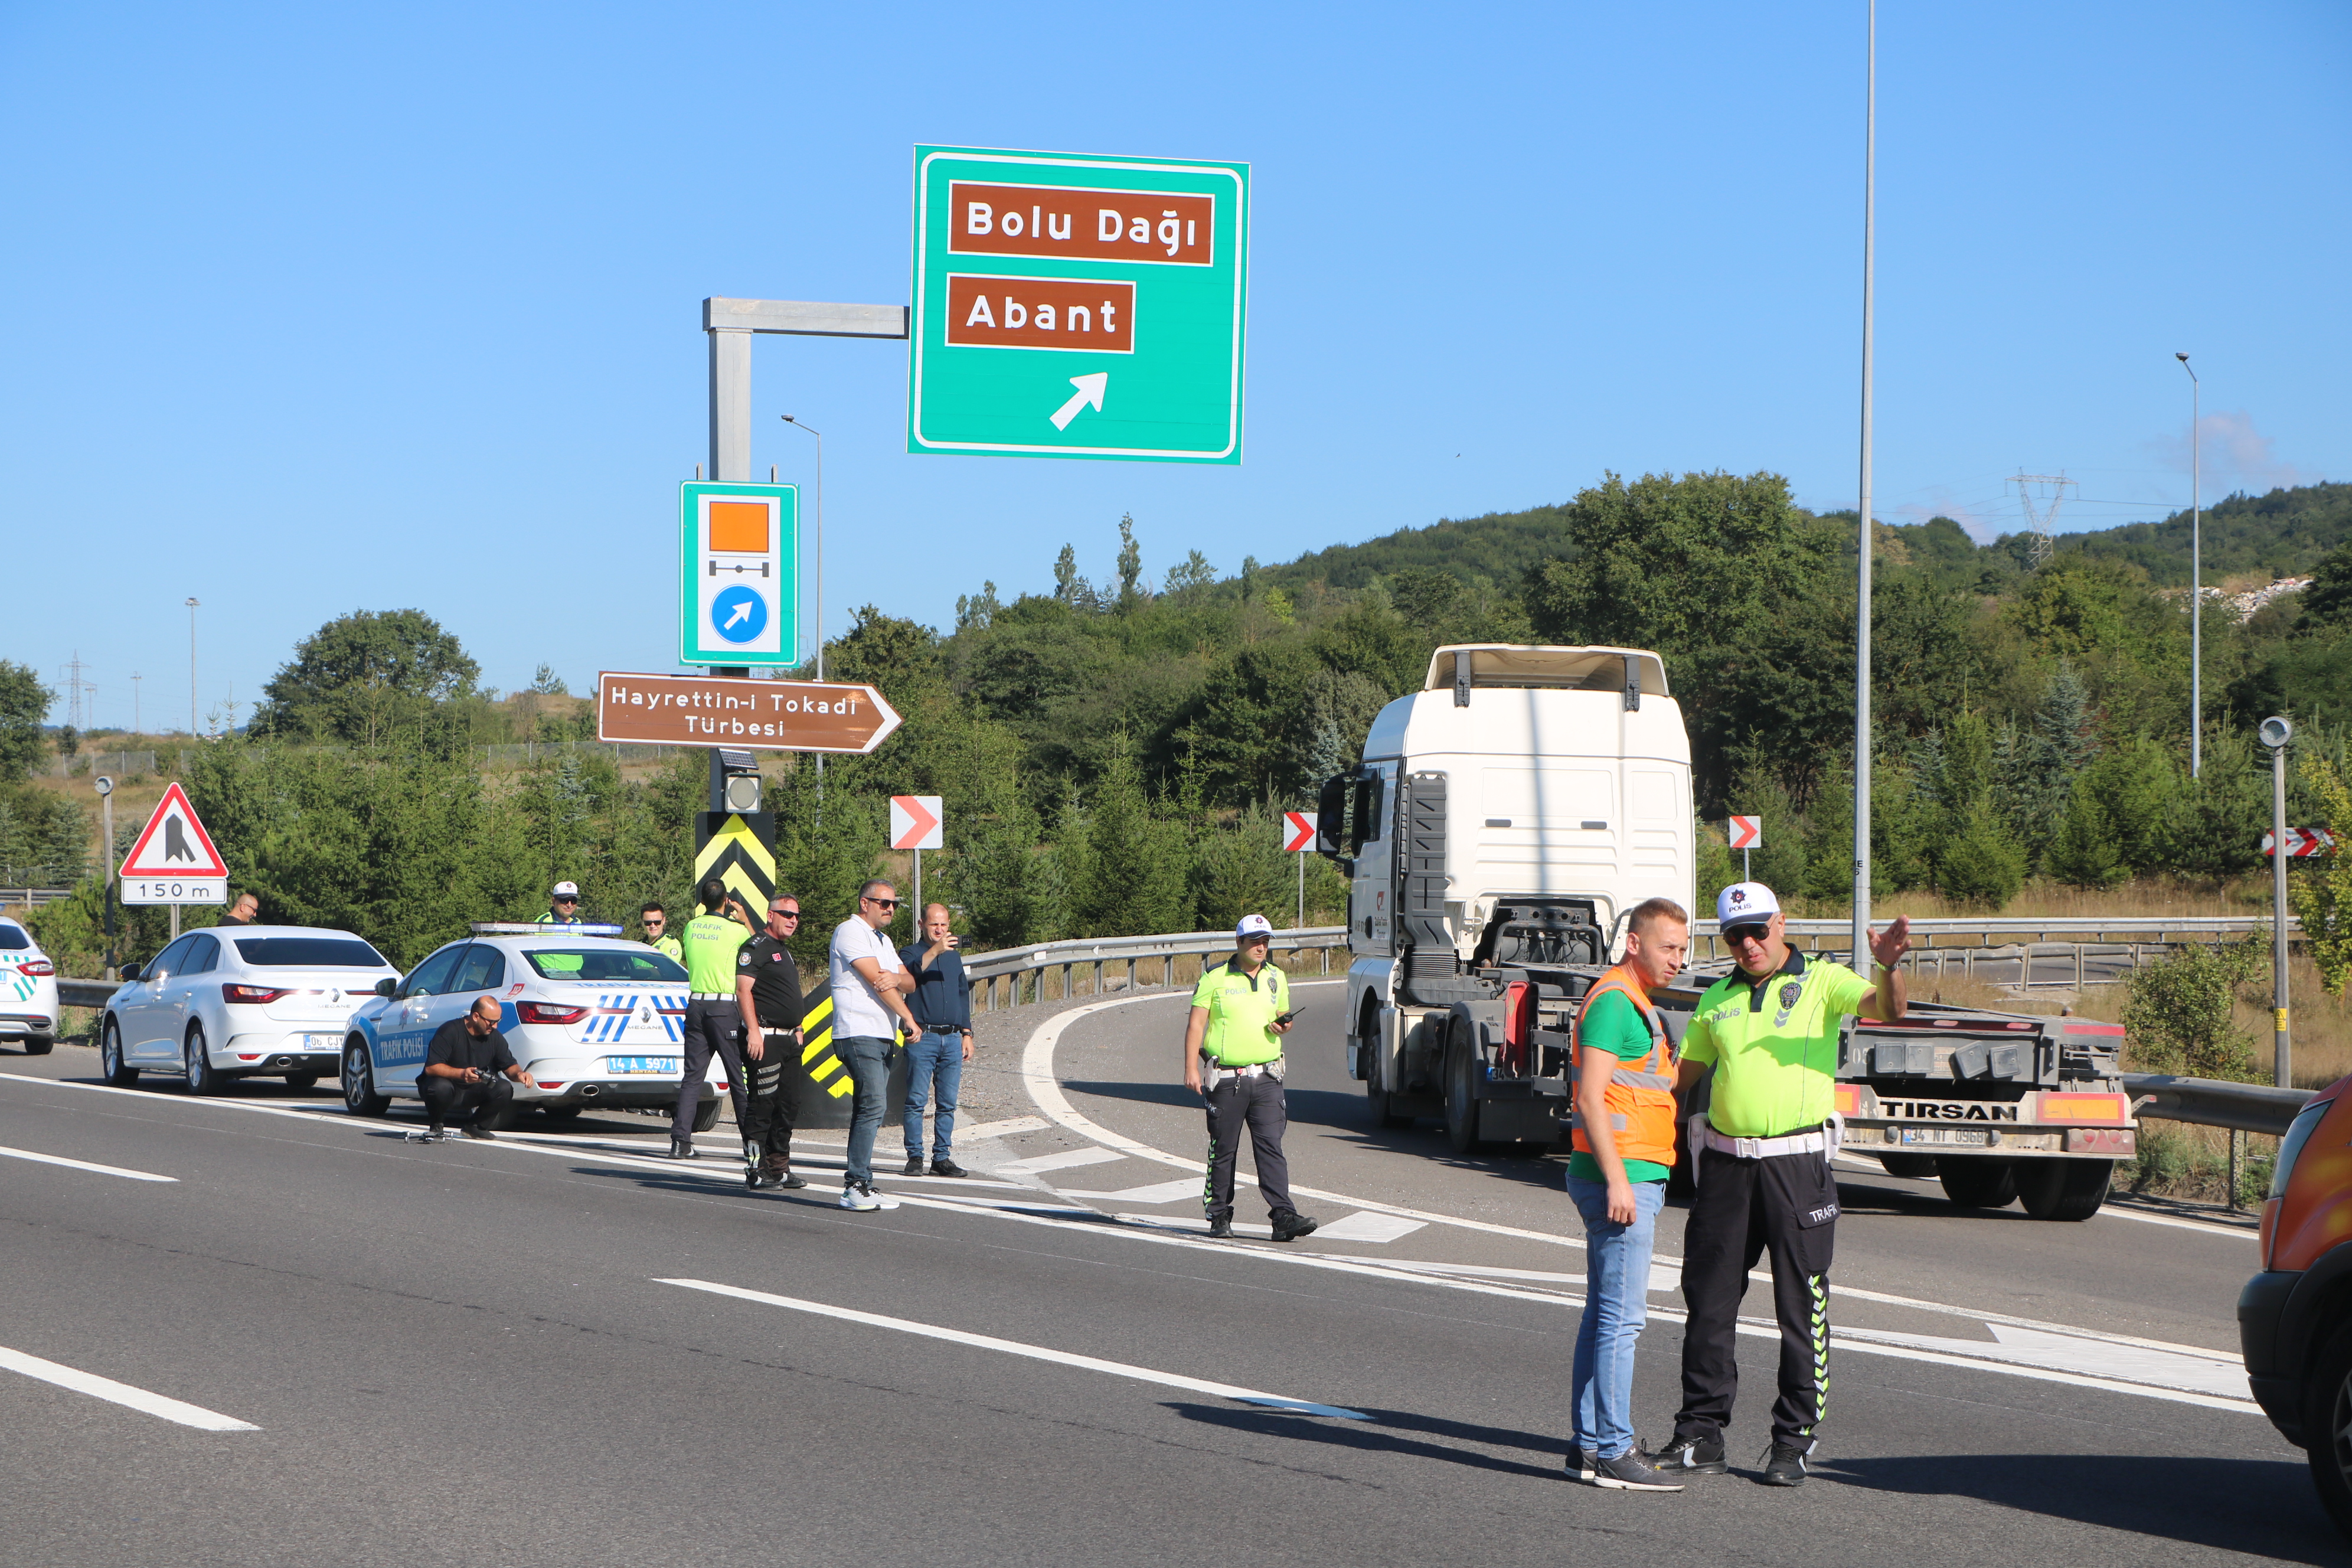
[120,963,142,982]
[375,977,397,998]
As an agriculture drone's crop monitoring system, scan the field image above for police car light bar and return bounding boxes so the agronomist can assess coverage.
[469,922,629,937]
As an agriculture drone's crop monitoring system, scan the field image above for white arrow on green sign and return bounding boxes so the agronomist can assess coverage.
[908,144,1249,464]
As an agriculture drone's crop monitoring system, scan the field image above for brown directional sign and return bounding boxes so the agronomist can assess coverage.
[596,671,903,754]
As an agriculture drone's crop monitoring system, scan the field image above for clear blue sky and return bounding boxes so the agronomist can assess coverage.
[4,1,2345,734]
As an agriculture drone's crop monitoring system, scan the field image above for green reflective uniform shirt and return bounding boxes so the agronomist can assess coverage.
[1566,989,1671,1187]
[682,913,750,994]
[1190,958,1289,1066]
[1680,951,1873,1138]
[652,935,682,964]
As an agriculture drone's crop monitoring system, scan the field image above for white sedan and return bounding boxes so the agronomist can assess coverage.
[1,915,60,1053]
[100,925,400,1093]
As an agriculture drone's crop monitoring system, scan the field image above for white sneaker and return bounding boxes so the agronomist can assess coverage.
[839,1181,899,1211]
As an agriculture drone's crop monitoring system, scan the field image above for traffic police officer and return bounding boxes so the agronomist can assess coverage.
[537,881,587,926]
[1182,914,1317,1243]
[639,901,682,963]
[669,877,756,1161]
[1654,882,1911,1488]
[733,895,808,1190]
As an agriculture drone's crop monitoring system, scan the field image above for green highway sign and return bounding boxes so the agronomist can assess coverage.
[908,145,1249,464]
[679,482,798,667]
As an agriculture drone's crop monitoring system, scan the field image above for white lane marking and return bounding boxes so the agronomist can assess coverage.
[1121,1213,1275,1239]
[0,1144,175,1182]
[1060,1178,1203,1203]
[0,1345,258,1430]
[2096,1204,2257,1240]
[1835,1321,2249,1402]
[1021,995,2250,1358]
[1000,1146,1126,1175]
[1312,1212,1427,1244]
[658,1277,1368,1420]
[957,1115,1050,1140]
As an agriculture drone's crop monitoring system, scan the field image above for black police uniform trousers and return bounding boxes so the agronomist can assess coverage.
[1202,1068,1296,1224]
[419,1073,511,1131]
[1673,1141,1838,1451]
[674,998,750,1138]
[739,1027,800,1169]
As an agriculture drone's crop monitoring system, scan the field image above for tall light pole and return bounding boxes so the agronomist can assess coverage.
[782,415,826,801]
[131,671,141,738]
[2177,352,2201,778]
[1850,0,1878,970]
[185,597,200,737]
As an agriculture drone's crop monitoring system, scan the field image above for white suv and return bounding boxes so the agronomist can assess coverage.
[1,916,60,1053]
[101,926,399,1092]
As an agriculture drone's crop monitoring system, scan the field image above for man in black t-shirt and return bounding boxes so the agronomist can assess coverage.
[733,896,809,1190]
[419,997,540,1140]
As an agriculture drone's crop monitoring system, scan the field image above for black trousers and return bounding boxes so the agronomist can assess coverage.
[419,1073,511,1130]
[1202,1070,1295,1223]
[739,1028,801,1168]
[1674,1143,1838,1450]
[674,999,749,1138]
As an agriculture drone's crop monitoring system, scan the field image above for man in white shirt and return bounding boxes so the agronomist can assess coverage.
[828,879,921,1211]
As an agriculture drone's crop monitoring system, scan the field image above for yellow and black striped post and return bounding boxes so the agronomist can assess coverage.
[694,811,776,910]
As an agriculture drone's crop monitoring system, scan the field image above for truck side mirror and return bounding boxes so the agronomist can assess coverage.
[1316,773,1351,860]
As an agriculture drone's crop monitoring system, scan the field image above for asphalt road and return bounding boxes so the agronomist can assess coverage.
[0,1004,2337,1568]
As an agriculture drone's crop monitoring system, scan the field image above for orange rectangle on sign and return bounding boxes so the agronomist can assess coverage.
[1834,1084,1860,1116]
[948,182,1213,266]
[2040,1093,2129,1123]
[945,276,1135,353]
[708,501,769,553]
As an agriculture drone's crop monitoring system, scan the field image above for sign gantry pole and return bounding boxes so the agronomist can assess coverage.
[1851,0,1878,972]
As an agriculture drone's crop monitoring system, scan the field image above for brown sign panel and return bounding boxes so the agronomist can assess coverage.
[948,182,1214,266]
[596,672,903,754]
[945,276,1136,353]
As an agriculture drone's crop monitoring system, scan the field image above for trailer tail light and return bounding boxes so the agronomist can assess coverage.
[17,959,54,976]
[2040,1093,2129,1123]
[1834,1083,1860,1116]
[223,984,292,1004]
[517,1002,588,1025]
[2064,1127,2136,1155]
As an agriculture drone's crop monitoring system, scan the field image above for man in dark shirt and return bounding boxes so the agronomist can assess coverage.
[419,996,539,1140]
[898,903,974,1179]
[217,893,260,926]
[734,896,809,1191]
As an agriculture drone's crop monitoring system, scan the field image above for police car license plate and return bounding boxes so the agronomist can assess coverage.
[1899,1127,1990,1147]
[607,1057,681,1075]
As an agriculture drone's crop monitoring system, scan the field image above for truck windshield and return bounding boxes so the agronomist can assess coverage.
[232,937,390,968]
[525,948,687,983]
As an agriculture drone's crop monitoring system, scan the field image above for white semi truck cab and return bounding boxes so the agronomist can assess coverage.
[1317,642,2135,1221]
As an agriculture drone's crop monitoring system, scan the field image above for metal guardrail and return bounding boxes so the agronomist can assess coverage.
[0,887,74,909]
[2123,1073,2314,1138]
[58,979,118,1009]
[965,927,1349,1012]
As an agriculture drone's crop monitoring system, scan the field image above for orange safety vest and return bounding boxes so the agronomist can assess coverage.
[1569,962,1680,1169]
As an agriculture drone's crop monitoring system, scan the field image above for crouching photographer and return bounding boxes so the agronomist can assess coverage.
[419,995,538,1141]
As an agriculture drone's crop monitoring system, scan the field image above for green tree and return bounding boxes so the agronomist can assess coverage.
[0,661,51,784]
[1114,514,1146,612]
[2165,729,2268,881]
[1388,567,1462,630]
[2046,776,2124,888]
[1190,804,1294,933]
[2292,755,2352,996]
[2121,938,2266,1080]
[249,609,479,744]
[1071,747,1188,937]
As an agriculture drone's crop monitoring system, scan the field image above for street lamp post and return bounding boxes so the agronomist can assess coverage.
[1850,0,1878,971]
[185,597,200,737]
[2177,353,2200,778]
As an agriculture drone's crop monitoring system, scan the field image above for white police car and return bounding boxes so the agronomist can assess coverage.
[340,923,721,1127]
[1,915,60,1054]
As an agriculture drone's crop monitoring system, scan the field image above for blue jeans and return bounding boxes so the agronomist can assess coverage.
[901,1030,964,1162]
[838,1036,891,1187]
[1567,1174,1666,1460]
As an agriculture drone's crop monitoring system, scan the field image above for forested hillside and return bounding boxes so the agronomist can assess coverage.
[13,473,2352,974]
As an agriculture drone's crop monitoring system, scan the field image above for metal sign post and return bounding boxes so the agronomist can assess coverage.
[1728,815,1763,884]
[891,797,945,917]
[2262,716,2294,1089]
[1283,811,1315,927]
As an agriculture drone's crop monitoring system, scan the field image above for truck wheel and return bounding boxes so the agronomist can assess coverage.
[1877,1152,1939,1180]
[1443,1027,1486,1157]
[1938,1156,2018,1210]
[2304,1319,2352,1542]
[1365,1038,1413,1131]
[2017,1157,2111,1221]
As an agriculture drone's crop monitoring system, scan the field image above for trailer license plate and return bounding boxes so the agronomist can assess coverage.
[607,1057,680,1075]
[1900,1128,1990,1147]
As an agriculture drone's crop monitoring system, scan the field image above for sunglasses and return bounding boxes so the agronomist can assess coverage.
[772,909,801,921]
[642,918,665,927]
[865,896,901,909]
[1722,923,1772,945]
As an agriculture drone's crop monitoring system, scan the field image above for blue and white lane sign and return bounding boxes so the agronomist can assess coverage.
[711,585,767,645]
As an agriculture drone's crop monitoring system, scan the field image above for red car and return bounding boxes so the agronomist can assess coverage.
[2240,1079,2352,1538]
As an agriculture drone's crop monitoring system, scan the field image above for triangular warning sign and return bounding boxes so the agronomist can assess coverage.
[120,782,230,878]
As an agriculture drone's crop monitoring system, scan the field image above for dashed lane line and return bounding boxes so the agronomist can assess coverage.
[0,1142,175,1182]
[0,1344,258,1430]
[658,1278,1370,1420]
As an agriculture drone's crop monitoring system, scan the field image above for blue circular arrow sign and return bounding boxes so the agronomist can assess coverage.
[711,586,768,645]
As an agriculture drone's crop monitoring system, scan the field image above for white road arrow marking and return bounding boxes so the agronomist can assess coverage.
[1048,373,1108,432]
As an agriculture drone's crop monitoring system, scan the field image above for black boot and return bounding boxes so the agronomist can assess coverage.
[666,1136,698,1160]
